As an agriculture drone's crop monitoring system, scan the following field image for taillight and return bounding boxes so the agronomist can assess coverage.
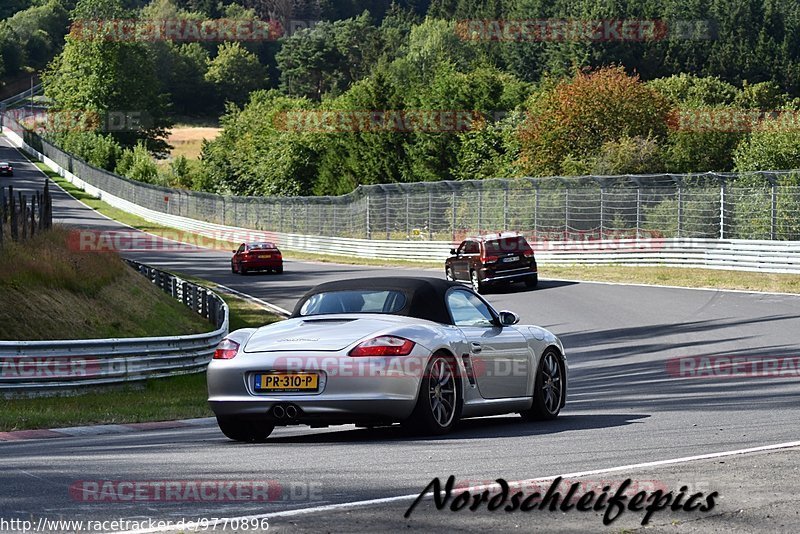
[214,338,240,359]
[349,336,415,357]
[523,249,534,257]
[482,255,499,263]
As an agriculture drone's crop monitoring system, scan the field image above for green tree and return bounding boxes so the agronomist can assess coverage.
[276,13,383,99]
[200,90,319,195]
[42,0,171,155]
[205,42,266,107]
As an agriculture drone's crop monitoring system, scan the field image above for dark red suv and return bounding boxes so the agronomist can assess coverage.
[231,242,283,275]
[445,233,537,293]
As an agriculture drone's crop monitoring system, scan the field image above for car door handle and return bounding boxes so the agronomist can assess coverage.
[470,342,482,353]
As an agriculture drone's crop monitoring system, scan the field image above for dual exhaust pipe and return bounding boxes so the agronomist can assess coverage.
[272,403,299,419]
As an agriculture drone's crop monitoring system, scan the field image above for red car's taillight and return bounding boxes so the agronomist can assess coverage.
[349,336,415,357]
[214,338,240,359]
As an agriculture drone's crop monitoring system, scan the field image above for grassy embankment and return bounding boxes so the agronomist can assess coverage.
[1,264,282,431]
[0,219,281,431]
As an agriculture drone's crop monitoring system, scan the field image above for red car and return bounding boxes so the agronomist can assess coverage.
[231,242,283,275]
[0,162,13,176]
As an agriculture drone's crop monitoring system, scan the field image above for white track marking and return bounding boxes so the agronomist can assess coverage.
[112,439,800,533]
[544,276,800,298]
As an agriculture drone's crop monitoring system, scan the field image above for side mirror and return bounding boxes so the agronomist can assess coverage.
[498,311,520,326]
[450,248,457,255]
[232,250,237,253]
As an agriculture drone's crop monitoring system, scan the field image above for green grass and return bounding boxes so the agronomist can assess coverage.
[0,289,283,431]
[0,226,212,340]
[542,264,800,294]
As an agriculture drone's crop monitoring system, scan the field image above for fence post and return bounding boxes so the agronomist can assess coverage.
[451,191,456,242]
[599,186,605,238]
[478,189,483,234]
[366,194,371,239]
[635,187,641,239]
[428,191,433,240]
[771,180,778,240]
[503,183,509,230]
[534,184,539,239]
[386,193,390,240]
[406,193,410,239]
[564,187,570,239]
[719,179,726,239]
[677,185,683,238]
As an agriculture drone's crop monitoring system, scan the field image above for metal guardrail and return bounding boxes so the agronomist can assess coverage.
[0,83,43,110]
[0,260,228,398]
[5,111,800,273]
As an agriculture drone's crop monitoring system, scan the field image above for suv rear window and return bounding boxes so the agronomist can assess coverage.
[484,236,530,254]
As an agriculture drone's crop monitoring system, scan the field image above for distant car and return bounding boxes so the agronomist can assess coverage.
[0,162,13,176]
[231,242,283,275]
[207,277,567,441]
[445,233,537,293]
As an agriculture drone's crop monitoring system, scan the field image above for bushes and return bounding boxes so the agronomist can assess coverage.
[517,67,671,177]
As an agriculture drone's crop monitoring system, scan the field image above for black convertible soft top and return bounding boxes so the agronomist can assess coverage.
[290,277,465,325]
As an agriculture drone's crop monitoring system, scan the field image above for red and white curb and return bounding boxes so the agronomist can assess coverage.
[0,417,215,442]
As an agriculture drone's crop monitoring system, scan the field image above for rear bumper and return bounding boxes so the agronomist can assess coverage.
[479,267,537,284]
[240,259,282,269]
[207,351,427,424]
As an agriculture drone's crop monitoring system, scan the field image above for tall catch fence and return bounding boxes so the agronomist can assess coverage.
[3,113,800,244]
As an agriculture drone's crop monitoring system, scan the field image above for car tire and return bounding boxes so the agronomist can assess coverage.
[524,274,538,288]
[445,266,456,281]
[405,353,461,436]
[231,263,237,274]
[521,349,565,421]
[275,266,283,274]
[216,416,274,442]
[470,270,483,293]
[240,264,247,275]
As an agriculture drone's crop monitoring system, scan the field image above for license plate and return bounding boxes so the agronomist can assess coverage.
[254,373,318,392]
[258,254,271,259]
[502,256,519,263]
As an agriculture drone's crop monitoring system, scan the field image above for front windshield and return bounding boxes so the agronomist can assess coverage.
[299,290,406,316]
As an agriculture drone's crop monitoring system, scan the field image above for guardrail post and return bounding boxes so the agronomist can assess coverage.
[677,185,683,238]
[182,282,189,306]
[564,187,570,239]
[201,290,208,318]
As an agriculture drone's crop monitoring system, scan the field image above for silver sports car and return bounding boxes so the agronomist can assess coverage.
[207,277,567,441]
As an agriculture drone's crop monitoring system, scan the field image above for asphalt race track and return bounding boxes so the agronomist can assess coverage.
[2,138,799,532]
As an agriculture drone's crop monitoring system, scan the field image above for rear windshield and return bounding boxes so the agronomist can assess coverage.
[484,236,530,254]
[299,290,407,316]
[249,243,276,250]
